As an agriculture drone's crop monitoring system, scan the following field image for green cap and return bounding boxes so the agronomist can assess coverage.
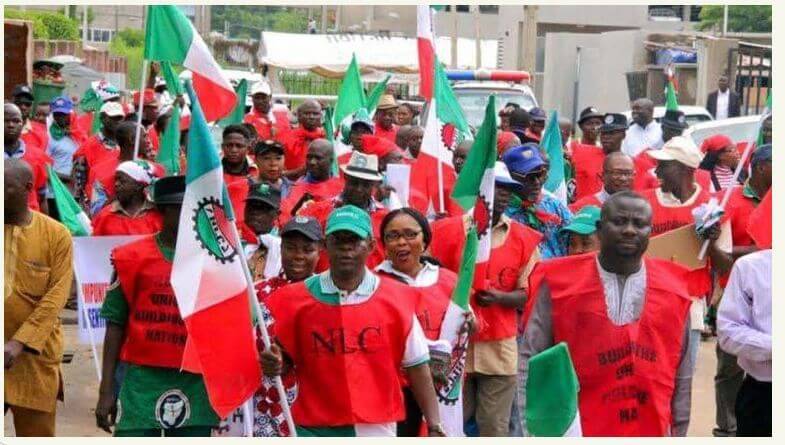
[561,205,600,235]
[325,205,372,239]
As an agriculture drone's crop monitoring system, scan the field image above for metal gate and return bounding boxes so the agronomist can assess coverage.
[729,42,771,116]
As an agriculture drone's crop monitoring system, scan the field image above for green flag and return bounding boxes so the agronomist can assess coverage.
[158,103,182,175]
[160,61,184,96]
[365,75,392,114]
[323,106,339,177]
[47,166,92,236]
[434,60,470,134]
[333,54,367,130]
[526,342,582,436]
[756,90,772,146]
[542,110,567,204]
[451,95,497,211]
[665,79,679,111]
[219,79,248,127]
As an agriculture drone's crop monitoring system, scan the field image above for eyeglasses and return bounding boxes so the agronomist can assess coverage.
[516,169,548,183]
[607,170,635,178]
[383,230,422,243]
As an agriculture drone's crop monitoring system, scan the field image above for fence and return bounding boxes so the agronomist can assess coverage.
[276,69,414,105]
[32,40,127,74]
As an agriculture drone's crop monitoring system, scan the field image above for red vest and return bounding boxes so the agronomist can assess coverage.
[92,205,163,236]
[571,144,605,200]
[569,193,602,214]
[640,187,710,237]
[719,186,756,248]
[16,146,50,211]
[244,110,290,141]
[429,216,542,341]
[74,135,117,169]
[531,253,692,436]
[280,127,327,171]
[634,151,712,193]
[267,276,416,426]
[113,236,187,369]
[279,177,345,223]
[299,199,388,272]
[87,153,120,204]
[225,171,254,228]
[374,123,398,143]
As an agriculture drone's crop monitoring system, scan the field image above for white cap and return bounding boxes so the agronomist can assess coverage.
[100,101,125,117]
[647,136,703,169]
[494,161,522,187]
[250,81,272,96]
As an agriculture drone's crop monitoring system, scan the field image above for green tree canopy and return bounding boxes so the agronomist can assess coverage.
[697,5,771,33]
[4,8,80,40]
[211,6,311,37]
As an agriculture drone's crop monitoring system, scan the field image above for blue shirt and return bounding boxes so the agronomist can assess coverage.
[46,135,79,176]
[4,140,27,159]
[506,193,572,259]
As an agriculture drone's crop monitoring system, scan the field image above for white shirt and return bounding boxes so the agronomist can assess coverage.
[715,89,730,120]
[375,260,440,287]
[717,250,772,381]
[622,121,663,157]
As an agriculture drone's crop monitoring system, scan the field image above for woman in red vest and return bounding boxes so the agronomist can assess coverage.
[521,191,694,436]
[376,208,473,437]
[260,206,445,437]
[92,161,162,236]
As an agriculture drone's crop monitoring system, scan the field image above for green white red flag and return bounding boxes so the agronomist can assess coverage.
[170,81,261,418]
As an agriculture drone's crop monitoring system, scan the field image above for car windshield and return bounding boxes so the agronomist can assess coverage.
[454,90,537,129]
[688,119,761,148]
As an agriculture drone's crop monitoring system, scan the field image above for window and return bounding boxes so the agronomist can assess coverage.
[444,5,471,13]
[82,27,116,43]
[648,5,684,21]
[479,5,499,15]
[690,6,702,22]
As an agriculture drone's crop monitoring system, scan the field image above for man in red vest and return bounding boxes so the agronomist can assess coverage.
[573,113,627,200]
[709,143,771,437]
[520,191,695,436]
[429,164,542,436]
[91,160,162,236]
[373,95,399,143]
[280,139,344,223]
[280,100,326,179]
[570,151,635,213]
[260,205,445,437]
[96,176,219,436]
[132,89,161,153]
[298,152,388,272]
[4,103,50,214]
[244,81,289,141]
[221,124,259,230]
[12,85,49,153]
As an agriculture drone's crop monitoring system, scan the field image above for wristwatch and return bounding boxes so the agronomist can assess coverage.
[427,423,446,436]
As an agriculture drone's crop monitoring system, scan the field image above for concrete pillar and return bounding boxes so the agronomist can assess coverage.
[520,5,538,72]
[696,38,739,108]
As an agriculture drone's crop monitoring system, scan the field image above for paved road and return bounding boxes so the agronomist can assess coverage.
[5,322,721,437]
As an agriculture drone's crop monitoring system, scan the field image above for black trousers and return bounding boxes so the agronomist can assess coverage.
[735,375,772,437]
[396,387,423,436]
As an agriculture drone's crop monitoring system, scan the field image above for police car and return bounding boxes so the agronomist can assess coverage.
[447,70,538,129]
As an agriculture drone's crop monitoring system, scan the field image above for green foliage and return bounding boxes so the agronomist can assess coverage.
[697,5,771,33]
[4,8,80,40]
[211,6,311,37]
[61,6,94,24]
[109,28,144,88]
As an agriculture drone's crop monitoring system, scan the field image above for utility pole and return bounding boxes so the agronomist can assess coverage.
[723,5,729,36]
[114,6,119,36]
[474,5,482,68]
[451,6,458,68]
[321,6,327,34]
[82,5,88,50]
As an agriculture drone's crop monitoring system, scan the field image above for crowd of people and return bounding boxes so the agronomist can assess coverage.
[4,69,772,437]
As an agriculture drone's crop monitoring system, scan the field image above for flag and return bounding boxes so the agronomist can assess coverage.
[410,60,471,216]
[170,81,261,419]
[47,165,92,236]
[158,101,181,175]
[747,189,771,249]
[664,65,679,112]
[542,110,568,205]
[144,5,236,122]
[417,5,436,100]
[160,60,185,96]
[332,53,366,130]
[365,75,392,114]
[434,226,478,436]
[757,90,772,146]
[451,95,497,289]
[219,79,248,127]
[526,342,582,436]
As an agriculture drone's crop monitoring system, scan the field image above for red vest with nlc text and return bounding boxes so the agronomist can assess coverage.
[533,253,692,436]
[267,276,417,427]
[640,187,711,237]
[112,236,187,369]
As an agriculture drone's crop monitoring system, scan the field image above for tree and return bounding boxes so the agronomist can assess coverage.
[109,28,144,88]
[210,6,311,37]
[697,5,771,33]
[4,8,80,40]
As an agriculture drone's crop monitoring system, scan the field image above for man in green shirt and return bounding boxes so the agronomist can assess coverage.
[95,176,219,436]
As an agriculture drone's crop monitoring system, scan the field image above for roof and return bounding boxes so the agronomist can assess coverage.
[257,31,498,79]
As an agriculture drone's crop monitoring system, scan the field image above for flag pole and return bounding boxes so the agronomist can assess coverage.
[227,221,297,437]
[73,264,102,381]
[132,59,150,161]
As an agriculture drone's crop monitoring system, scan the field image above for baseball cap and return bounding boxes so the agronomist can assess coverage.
[578,106,603,125]
[50,96,74,114]
[561,205,600,235]
[250,81,272,96]
[100,101,126,117]
[254,139,285,156]
[341,151,384,182]
[281,216,323,242]
[647,136,703,169]
[246,183,281,209]
[133,88,159,107]
[751,144,772,166]
[325,205,372,239]
[494,161,523,189]
[529,107,547,122]
[600,113,628,132]
[502,143,546,175]
[152,176,186,205]
[12,85,34,102]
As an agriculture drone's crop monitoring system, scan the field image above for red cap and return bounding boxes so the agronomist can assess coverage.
[360,134,401,159]
[700,134,733,153]
[133,88,159,106]
[497,131,518,155]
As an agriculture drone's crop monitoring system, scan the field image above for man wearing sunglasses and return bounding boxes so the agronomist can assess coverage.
[502,144,573,259]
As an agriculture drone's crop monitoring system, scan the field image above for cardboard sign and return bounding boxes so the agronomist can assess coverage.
[645,223,707,270]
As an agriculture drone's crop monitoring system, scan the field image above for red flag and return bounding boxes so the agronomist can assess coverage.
[747,189,772,249]
[417,6,436,100]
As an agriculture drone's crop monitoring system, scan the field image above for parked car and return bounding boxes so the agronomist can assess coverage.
[622,106,713,127]
[683,115,762,149]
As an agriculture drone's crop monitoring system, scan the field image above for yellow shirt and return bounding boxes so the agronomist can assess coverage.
[4,212,73,412]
